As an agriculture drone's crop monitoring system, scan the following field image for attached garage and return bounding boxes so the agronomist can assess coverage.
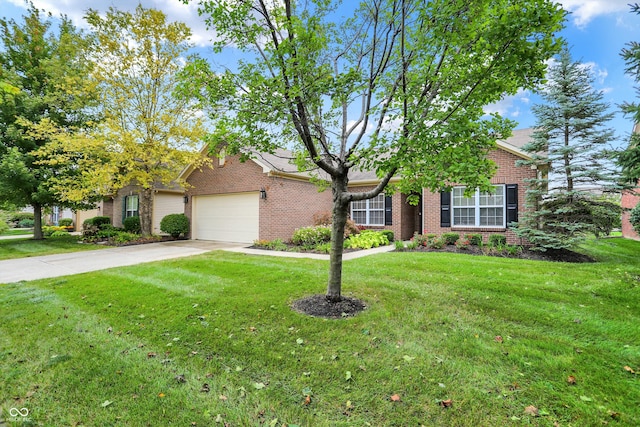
[153,192,185,235]
[192,192,259,243]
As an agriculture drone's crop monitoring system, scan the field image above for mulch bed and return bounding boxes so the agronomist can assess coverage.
[291,294,367,319]
[407,244,595,263]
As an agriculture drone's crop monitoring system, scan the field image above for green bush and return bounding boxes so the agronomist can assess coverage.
[83,216,111,229]
[112,231,140,244]
[50,230,70,238]
[160,213,189,238]
[315,242,332,253]
[0,219,9,235]
[58,218,73,227]
[394,240,406,251]
[488,234,507,247]
[43,225,68,237]
[344,231,389,249]
[631,203,640,234]
[292,226,331,247]
[442,232,460,245]
[123,216,141,234]
[18,219,34,228]
[9,212,34,225]
[429,237,445,249]
[465,233,483,246]
[380,230,394,242]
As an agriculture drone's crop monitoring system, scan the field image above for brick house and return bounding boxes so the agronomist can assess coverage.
[181,128,538,244]
[621,183,640,240]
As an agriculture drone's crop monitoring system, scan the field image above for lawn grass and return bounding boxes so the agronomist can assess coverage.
[0,235,104,260]
[1,238,638,426]
[1,228,33,236]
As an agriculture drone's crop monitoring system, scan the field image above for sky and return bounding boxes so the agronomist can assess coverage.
[2,0,640,147]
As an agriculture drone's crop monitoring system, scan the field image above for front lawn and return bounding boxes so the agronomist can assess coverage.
[0,235,105,260]
[1,239,639,426]
[0,228,33,236]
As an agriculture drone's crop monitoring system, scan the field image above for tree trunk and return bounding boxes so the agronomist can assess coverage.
[33,202,43,240]
[139,187,154,236]
[326,175,349,303]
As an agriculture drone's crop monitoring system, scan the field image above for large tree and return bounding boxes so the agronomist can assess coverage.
[0,4,98,239]
[515,48,620,249]
[185,0,564,301]
[58,5,209,236]
[618,4,640,184]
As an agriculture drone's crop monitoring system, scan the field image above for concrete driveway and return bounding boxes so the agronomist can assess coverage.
[0,240,243,283]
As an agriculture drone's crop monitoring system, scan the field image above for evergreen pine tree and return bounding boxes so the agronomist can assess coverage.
[515,48,620,250]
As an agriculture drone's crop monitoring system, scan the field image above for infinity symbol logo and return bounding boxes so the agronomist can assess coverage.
[9,407,29,417]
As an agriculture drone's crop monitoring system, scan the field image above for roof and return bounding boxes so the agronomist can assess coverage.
[182,129,536,184]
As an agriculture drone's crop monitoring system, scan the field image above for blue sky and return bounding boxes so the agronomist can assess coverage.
[2,0,640,147]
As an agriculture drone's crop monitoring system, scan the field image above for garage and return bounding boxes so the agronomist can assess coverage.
[192,192,259,243]
[153,192,185,235]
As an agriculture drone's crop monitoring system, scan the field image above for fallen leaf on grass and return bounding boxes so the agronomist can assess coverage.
[524,405,539,416]
[175,374,186,383]
[579,395,592,402]
[403,355,415,362]
[253,382,266,390]
[439,399,453,408]
[147,352,157,358]
[345,371,352,381]
[158,393,165,398]
[494,336,503,343]
[100,400,113,408]
[390,394,401,402]
[567,375,576,385]
[200,383,210,393]
[219,395,227,401]
[624,366,636,374]
[303,395,311,405]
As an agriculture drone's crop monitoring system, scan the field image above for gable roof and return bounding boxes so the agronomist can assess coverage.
[182,128,536,184]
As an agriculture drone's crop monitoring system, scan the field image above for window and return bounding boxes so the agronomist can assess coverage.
[452,185,505,228]
[351,194,385,226]
[125,195,139,218]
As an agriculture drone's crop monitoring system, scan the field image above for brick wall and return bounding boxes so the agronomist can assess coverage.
[185,155,333,241]
[422,148,537,245]
[621,183,640,240]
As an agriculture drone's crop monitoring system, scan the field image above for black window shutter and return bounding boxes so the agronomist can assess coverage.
[122,196,127,222]
[440,191,451,227]
[384,195,393,225]
[506,184,518,226]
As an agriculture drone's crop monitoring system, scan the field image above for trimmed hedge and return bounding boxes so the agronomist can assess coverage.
[160,214,189,238]
[292,226,331,247]
[123,216,141,234]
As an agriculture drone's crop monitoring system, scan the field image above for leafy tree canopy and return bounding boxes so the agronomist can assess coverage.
[0,3,99,238]
[184,0,565,300]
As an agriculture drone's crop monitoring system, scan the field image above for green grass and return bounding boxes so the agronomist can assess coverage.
[1,228,33,236]
[0,235,105,261]
[1,238,639,426]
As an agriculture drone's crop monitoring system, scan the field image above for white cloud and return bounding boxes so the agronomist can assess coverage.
[3,0,212,46]
[484,89,531,118]
[559,0,630,28]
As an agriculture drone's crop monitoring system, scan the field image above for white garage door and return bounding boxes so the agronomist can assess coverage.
[153,193,185,235]
[193,192,259,243]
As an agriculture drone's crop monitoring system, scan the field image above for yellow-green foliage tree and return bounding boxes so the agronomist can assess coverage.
[40,5,209,236]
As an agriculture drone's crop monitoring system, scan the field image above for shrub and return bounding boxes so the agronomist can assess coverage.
[43,225,68,237]
[0,219,9,235]
[488,234,507,247]
[9,212,34,226]
[160,214,189,238]
[50,230,70,238]
[429,237,445,249]
[112,231,140,244]
[266,239,288,251]
[380,230,394,242]
[412,233,429,246]
[312,212,360,237]
[123,216,141,234]
[631,203,640,234]
[345,231,389,249]
[405,240,418,250]
[96,225,120,239]
[465,233,483,246]
[58,218,73,227]
[455,238,471,249]
[292,226,331,247]
[83,216,111,229]
[394,240,406,251]
[18,219,34,228]
[442,232,460,245]
[315,242,332,253]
